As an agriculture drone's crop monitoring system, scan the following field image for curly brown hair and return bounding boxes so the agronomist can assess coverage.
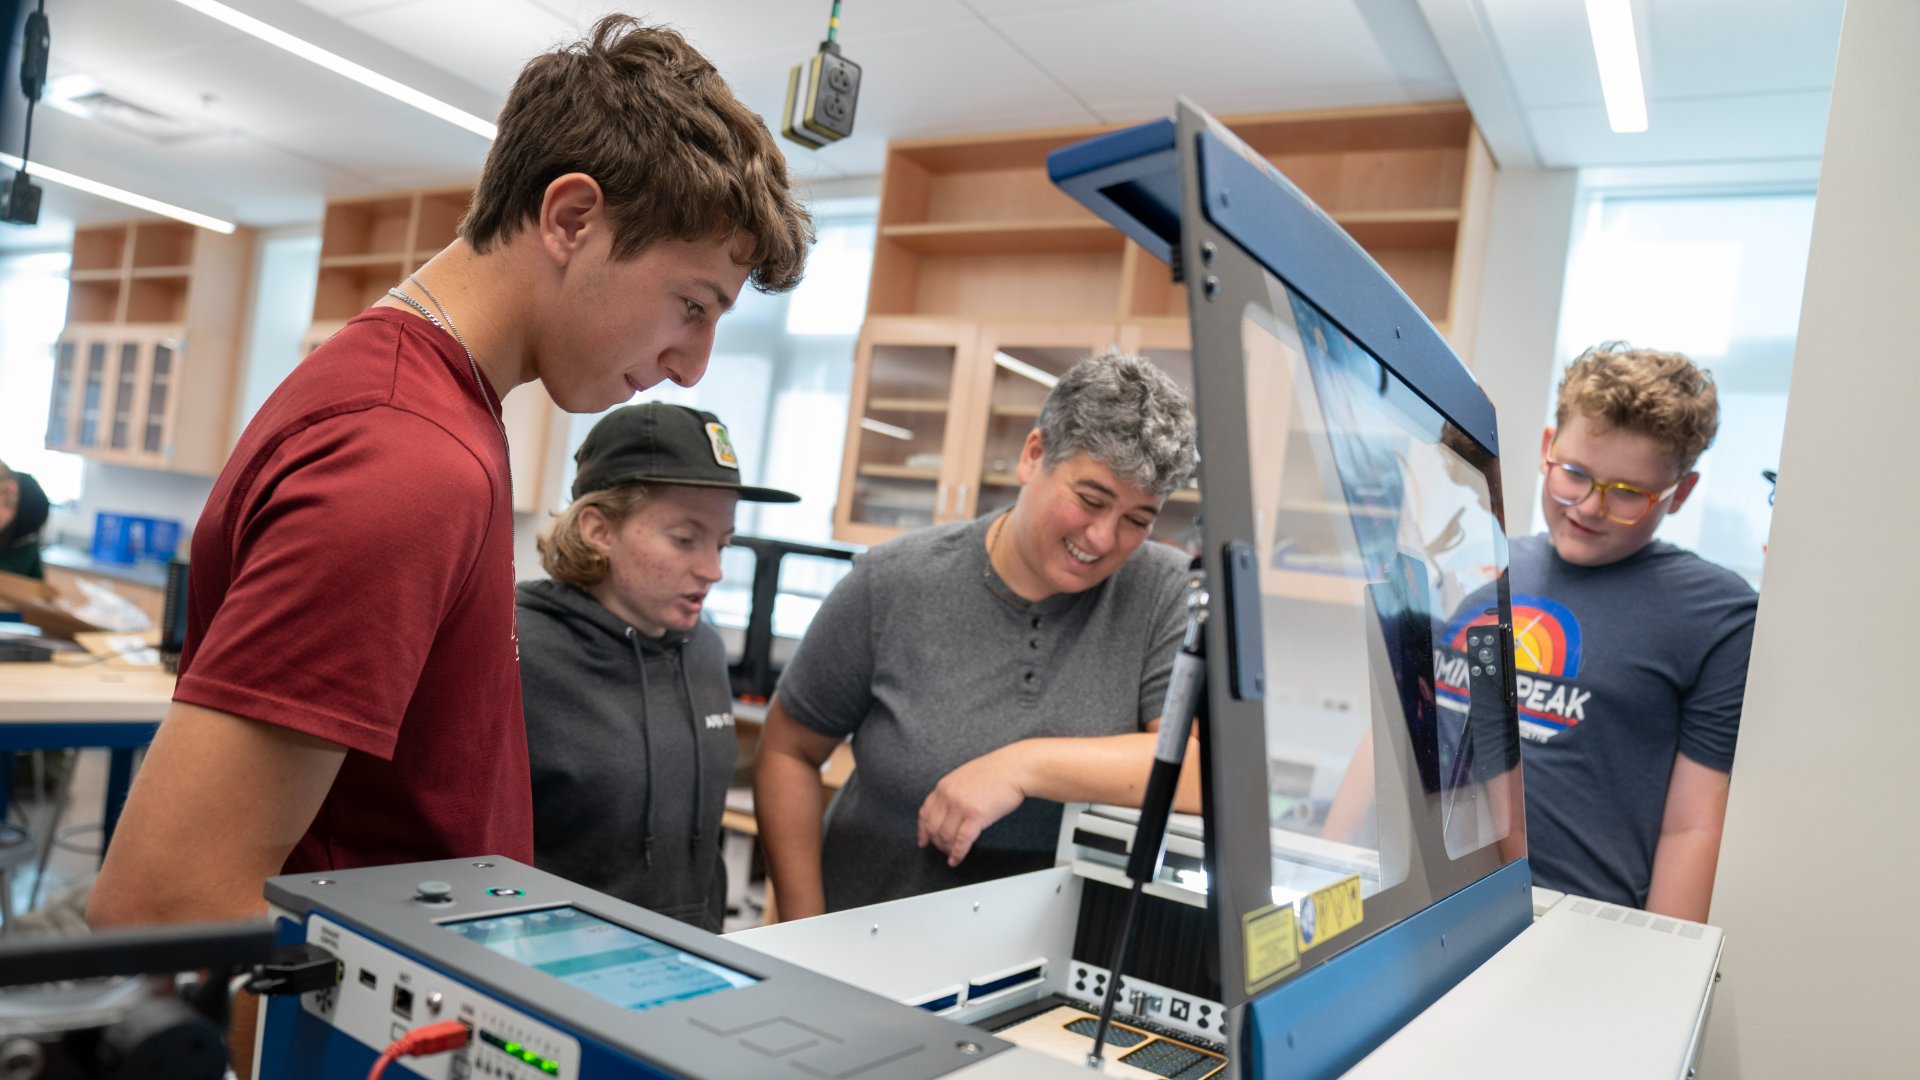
[461,14,811,294]
[537,485,653,587]
[1555,342,1720,473]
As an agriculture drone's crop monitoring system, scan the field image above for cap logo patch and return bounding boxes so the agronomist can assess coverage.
[705,422,740,470]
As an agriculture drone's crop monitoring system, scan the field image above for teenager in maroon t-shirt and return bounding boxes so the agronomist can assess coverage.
[88,16,811,1071]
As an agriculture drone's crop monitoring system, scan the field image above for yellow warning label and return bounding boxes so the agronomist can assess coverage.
[1242,903,1300,995]
[1295,874,1365,952]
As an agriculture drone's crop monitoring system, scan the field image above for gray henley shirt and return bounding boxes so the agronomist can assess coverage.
[777,513,1189,910]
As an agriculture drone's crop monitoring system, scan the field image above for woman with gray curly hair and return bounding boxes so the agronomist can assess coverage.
[755,350,1203,916]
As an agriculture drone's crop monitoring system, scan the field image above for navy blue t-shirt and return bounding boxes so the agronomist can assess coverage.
[1478,534,1757,908]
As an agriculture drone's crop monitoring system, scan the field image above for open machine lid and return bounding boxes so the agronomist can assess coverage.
[1050,99,1532,1077]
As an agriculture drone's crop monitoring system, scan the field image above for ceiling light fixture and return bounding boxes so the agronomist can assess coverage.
[0,152,236,233]
[165,0,497,140]
[1584,0,1648,134]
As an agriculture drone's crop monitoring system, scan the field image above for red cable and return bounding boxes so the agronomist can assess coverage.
[365,1020,471,1080]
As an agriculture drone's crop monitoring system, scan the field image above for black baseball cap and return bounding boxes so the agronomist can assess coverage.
[570,403,800,503]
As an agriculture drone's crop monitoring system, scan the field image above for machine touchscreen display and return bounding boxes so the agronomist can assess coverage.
[445,907,756,1012]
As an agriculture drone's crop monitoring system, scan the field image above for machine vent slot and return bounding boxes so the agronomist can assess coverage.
[1649,918,1677,935]
[1678,924,1706,941]
[1073,879,1220,1001]
[1570,900,1597,916]
[1623,911,1650,928]
[913,990,961,1013]
[1065,1017,1147,1048]
[967,960,1045,1001]
[1121,1039,1209,1077]
[1596,906,1625,922]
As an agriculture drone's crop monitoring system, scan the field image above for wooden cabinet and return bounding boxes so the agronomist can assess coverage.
[305,186,555,514]
[49,221,254,474]
[304,187,470,352]
[834,102,1494,548]
[834,318,978,544]
[966,321,1123,522]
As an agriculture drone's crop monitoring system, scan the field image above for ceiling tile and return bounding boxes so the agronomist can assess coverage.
[267,109,493,190]
[341,0,578,98]
[1476,0,1600,109]
[288,0,423,17]
[1527,89,1831,168]
[962,0,1119,16]
[1643,0,1844,100]
[716,24,1095,176]
[101,36,427,136]
[994,0,1455,121]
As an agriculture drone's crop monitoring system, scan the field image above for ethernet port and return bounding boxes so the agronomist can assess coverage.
[393,984,415,1019]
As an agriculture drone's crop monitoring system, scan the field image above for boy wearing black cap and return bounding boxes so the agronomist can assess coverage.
[517,404,797,931]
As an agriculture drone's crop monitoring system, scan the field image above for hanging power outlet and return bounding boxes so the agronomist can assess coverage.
[782,41,861,149]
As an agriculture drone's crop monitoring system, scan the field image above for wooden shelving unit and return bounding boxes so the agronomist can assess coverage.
[48,219,255,474]
[833,102,1495,549]
[303,186,556,514]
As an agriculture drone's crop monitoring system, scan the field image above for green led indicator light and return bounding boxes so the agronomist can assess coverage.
[541,1062,559,1075]
[504,1042,522,1055]
[521,1051,540,1064]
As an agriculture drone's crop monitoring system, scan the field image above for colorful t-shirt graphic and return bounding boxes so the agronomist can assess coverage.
[1441,595,1588,744]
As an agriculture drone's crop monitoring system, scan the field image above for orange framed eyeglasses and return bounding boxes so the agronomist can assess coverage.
[1542,445,1681,526]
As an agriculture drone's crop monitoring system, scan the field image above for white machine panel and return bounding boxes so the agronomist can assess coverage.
[730,866,1082,1024]
[1343,899,1723,1079]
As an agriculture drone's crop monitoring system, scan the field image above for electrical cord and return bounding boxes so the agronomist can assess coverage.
[365,1020,470,1080]
[17,0,46,168]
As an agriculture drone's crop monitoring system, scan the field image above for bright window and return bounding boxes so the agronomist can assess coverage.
[1553,190,1816,586]
[0,251,83,503]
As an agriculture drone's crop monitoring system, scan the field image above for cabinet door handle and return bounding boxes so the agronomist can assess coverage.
[937,482,950,521]
[956,483,969,516]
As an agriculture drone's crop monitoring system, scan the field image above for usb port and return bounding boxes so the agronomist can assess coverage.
[359,969,377,990]
[392,985,414,1018]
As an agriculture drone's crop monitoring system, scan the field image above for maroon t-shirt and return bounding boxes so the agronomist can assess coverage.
[175,307,531,873]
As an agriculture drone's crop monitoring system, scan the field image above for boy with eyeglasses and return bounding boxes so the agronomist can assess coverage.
[1515,342,1757,922]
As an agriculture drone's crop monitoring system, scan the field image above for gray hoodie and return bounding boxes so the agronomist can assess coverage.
[515,578,739,931]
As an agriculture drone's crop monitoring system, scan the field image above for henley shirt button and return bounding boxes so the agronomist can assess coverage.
[1029,639,1039,650]
[1031,617,1041,629]
[1025,671,1035,682]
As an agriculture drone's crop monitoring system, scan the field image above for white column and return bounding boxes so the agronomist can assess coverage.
[1701,1,1920,1074]
[1467,167,1579,537]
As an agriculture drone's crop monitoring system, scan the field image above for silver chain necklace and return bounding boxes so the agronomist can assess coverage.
[387,274,513,503]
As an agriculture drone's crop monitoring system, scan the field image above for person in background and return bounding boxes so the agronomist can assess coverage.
[87,15,810,1075]
[518,404,797,932]
[1514,341,1757,922]
[755,351,1201,917]
[0,459,48,579]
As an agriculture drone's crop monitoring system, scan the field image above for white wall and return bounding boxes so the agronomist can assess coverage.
[1465,166,1581,539]
[1701,1,1920,1074]
[230,228,321,448]
[511,390,573,584]
[49,460,216,551]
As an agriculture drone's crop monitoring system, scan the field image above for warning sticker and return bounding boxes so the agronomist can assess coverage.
[1242,903,1301,995]
[1295,874,1364,953]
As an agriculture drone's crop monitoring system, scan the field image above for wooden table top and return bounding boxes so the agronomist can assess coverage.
[0,661,177,724]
